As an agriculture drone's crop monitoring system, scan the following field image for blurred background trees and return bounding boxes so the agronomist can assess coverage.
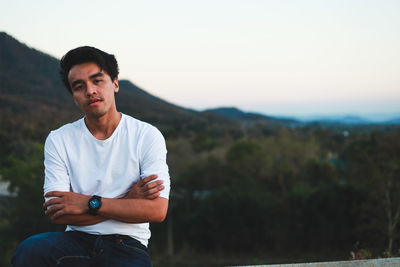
[152,127,400,266]
[1,120,399,266]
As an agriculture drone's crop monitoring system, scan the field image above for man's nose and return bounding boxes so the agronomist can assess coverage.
[86,83,97,95]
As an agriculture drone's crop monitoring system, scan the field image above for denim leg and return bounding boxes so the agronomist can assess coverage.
[94,235,152,267]
[12,232,92,267]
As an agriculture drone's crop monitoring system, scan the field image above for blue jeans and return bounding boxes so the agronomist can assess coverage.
[12,231,152,267]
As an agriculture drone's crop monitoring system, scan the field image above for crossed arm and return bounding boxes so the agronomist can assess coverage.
[43,175,167,226]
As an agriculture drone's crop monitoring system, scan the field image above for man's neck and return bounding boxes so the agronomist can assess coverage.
[84,110,122,140]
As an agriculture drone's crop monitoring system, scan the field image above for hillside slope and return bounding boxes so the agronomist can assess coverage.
[0,32,224,139]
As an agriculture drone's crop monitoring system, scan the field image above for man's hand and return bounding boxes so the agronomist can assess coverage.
[43,191,90,220]
[124,175,164,200]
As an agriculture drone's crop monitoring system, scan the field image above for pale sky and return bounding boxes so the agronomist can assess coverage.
[1,0,399,119]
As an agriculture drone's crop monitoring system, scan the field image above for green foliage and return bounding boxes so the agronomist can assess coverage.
[1,143,55,238]
[342,130,400,253]
[162,128,400,263]
[1,124,399,265]
[0,142,62,266]
[226,140,272,182]
[191,133,219,152]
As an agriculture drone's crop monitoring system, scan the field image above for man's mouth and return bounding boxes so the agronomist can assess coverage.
[88,97,104,106]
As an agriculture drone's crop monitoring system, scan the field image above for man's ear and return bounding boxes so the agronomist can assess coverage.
[113,78,119,93]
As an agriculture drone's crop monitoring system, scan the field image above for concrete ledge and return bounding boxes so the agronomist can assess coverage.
[232,257,400,267]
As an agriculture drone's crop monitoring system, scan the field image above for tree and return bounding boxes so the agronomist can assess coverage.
[0,142,62,266]
[343,130,400,253]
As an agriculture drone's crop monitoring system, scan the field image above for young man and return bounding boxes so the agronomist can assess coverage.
[12,46,170,266]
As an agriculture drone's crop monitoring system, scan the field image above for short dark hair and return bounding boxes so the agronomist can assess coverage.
[59,46,119,93]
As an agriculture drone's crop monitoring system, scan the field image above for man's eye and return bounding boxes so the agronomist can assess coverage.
[94,79,102,84]
[73,85,83,91]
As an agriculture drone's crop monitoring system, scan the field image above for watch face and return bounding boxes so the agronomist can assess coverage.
[89,198,100,209]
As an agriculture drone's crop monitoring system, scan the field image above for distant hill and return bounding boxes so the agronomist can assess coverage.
[203,107,301,127]
[301,115,371,125]
[298,114,400,125]
[0,32,81,143]
[386,117,400,124]
[205,107,400,126]
[0,32,230,139]
[1,31,395,146]
[204,107,249,119]
[115,80,220,135]
[1,31,303,141]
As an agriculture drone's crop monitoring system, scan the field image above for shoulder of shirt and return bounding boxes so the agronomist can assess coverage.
[46,117,84,140]
[122,113,162,136]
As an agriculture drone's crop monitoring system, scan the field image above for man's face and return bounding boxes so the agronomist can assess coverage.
[68,62,119,118]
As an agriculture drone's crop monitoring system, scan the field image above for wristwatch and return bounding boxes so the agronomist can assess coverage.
[88,195,102,216]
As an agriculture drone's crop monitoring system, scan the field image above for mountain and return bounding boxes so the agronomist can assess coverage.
[0,32,230,140]
[2,30,393,146]
[115,80,221,135]
[206,107,400,126]
[204,107,248,119]
[298,114,400,125]
[386,117,400,124]
[0,32,81,143]
[301,115,371,125]
[203,107,301,127]
[1,32,302,142]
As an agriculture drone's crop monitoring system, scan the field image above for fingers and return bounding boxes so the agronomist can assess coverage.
[44,204,64,216]
[43,197,62,209]
[139,175,164,198]
[49,208,65,219]
[140,175,158,185]
[43,192,88,217]
[145,185,165,195]
[143,180,164,191]
[44,191,64,198]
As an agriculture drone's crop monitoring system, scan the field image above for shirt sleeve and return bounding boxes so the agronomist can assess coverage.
[43,132,71,202]
[139,126,171,199]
